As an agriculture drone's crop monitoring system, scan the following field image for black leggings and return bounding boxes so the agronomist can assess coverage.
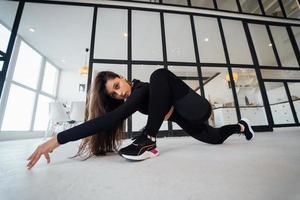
[143,68,241,144]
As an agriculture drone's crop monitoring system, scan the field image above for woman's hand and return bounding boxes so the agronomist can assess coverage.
[26,136,60,170]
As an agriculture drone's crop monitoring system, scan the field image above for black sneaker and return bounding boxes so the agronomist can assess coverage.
[118,132,159,161]
[239,118,254,141]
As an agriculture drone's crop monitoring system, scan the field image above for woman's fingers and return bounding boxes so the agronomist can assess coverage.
[28,152,42,170]
[27,149,38,167]
[44,153,51,164]
[27,150,37,160]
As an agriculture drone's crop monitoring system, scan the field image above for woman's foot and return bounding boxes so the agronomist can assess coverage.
[118,132,159,161]
[238,118,254,141]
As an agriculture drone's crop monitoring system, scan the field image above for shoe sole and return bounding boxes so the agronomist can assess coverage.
[240,118,255,140]
[121,148,159,161]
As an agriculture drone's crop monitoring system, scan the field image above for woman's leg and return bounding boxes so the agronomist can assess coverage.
[119,68,192,160]
[170,110,241,144]
[193,123,241,144]
[143,68,191,137]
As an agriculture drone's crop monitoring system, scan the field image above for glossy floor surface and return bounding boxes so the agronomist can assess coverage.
[1,127,300,200]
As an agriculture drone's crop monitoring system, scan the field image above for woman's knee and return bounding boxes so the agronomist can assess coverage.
[209,140,224,145]
[150,68,170,82]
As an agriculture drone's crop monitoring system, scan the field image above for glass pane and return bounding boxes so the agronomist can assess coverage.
[133,0,159,2]
[221,19,253,64]
[202,67,238,127]
[0,23,10,53]
[248,24,277,66]
[0,60,3,71]
[216,0,239,12]
[92,63,128,132]
[132,10,162,61]
[191,0,215,8]
[265,82,295,124]
[42,61,59,96]
[131,65,168,131]
[292,26,300,52]
[163,0,188,6]
[34,95,53,131]
[1,84,35,131]
[288,82,300,120]
[232,68,268,125]
[94,8,128,59]
[239,0,262,14]
[261,69,300,80]
[193,16,226,63]
[0,0,18,29]
[168,65,200,130]
[12,41,42,89]
[270,26,299,68]
[164,13,195,62]
[262,0,284,17]
[282,0,300,19]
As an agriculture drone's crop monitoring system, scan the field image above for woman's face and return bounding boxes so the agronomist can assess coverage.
[105,76,132,100]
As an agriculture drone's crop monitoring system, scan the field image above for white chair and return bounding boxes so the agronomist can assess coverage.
[69,101,86,127]
[44,102,71,139]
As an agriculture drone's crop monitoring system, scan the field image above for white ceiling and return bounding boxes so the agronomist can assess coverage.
[0,1,93,70]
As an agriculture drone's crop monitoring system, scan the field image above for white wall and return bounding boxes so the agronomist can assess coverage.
[57,69,87,104]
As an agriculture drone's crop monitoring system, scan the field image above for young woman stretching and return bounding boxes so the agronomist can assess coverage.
[26,68,254,169]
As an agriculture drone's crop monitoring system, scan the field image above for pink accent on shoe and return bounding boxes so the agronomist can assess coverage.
[150,148,158,154]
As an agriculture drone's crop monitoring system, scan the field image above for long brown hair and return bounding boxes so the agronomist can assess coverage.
[71,71,128,160]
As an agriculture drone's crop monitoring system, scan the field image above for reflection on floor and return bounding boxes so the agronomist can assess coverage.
[1,127,300,200]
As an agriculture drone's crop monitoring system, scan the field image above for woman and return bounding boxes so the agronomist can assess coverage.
[26,68,254,169]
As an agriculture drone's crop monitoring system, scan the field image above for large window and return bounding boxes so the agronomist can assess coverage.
[1,38,59,132]
[288,82,300,120]
[292,26,300,52]
[0,61,3,71]
[239,0,262,14]
[261,0,284,17]
[0,23,10,53]
[132,10,163,61]
[41,61,59,96]
[164,13,195,62]
[265,82,295,124]
[216,0,239,12]
[193,16,226,63]
[12,41,42,89]
[232,68,268,125]
[201,67,238,127]
[1,84,36,131]
[282,0,300,19]
[163,0,188,6]
[248,24,277,66]
[33,94,53,131]
[94,8,128,60]
[191,0,214,8]
[221,19,253,65]
[270,26,299,68]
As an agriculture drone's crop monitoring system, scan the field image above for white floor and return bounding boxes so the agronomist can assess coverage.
[1,127,300,200]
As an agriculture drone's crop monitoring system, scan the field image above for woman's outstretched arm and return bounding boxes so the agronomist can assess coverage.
[56,83,148,144]
[26,83,148,169]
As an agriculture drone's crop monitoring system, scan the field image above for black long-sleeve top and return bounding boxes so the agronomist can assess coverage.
[56,79,150,145]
